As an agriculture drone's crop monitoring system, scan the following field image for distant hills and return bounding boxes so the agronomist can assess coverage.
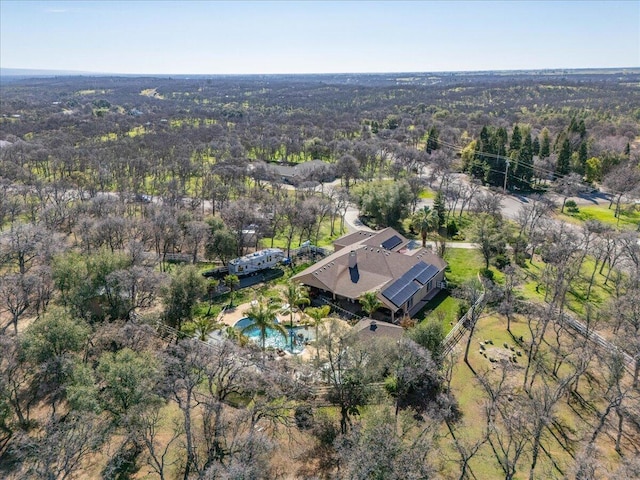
[1,66,638,81]
[0,68,96,78]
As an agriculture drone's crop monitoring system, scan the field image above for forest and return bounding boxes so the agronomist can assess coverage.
[0,69,639,479]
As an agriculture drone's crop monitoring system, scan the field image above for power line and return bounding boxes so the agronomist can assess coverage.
[432,138,634,198]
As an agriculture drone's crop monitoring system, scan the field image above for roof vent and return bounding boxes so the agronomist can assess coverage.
[369,320,377,332]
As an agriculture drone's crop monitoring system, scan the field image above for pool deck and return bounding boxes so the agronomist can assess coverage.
[219,301,315,359]
[219,301,307,328]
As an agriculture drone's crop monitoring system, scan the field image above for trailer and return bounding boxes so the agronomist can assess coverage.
[228,248,286,276]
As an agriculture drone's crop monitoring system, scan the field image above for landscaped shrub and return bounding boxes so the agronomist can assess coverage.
[457,303,469,320]
[480,268,494,281]
[565,200,579,213]
[446,219,458,237]
[494,253,510,270]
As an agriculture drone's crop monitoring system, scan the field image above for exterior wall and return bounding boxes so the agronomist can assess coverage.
[400,269,446,313]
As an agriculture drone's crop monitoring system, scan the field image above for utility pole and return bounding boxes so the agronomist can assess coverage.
[503,159,510,193]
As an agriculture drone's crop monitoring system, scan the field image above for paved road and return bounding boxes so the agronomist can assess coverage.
[340,169,617,238]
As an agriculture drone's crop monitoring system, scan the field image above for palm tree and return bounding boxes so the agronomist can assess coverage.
[206,279,220,315]
[223,274,239,307]
[359,291,382,318]
[242,297,286,356]
[192,317,217,342]
[411,205,439,248]
[282,281,310,352]
[306,305,331,365]
[225,326,249,347]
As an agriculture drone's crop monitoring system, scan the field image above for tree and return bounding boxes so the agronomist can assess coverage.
[411,205,439,248]
[539,128,551,158]
[554,172,585,213]
[306,305,331,365]
[1,223,58,275]
[336,154,359,192]
[184,220,210,264]
[242,297,285,355]
[425,125,440,154]
[223,274,239,307]
[353,180,411,229]
[408,319,444,367]
[555,138,572,177]
[0,273,37,334]
[433,189,446,228]
[471,213,506,270]
[358,290,382,318]
[163,265,207,333]
[20,307,90,413]
[496,265,521,334]
[97,347,161,420]
[335,406,437,479]
[603,161,640,223]
[456,279,485,372]
[383,338,441,417]
[320,320,371,434]
[509,124,522,154]
[282,281,310,352]
[11,413,106,480]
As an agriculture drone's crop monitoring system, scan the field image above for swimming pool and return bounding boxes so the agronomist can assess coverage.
[234,317,315,354]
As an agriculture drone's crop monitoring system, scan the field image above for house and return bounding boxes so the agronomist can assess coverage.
[292,228,447,321]
[269,159,335,185]
[352,318,405,342]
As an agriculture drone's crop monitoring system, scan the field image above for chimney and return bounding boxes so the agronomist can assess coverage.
[369,320,377,331]
[348,250,357,268]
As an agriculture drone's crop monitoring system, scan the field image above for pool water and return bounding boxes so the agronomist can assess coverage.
[234,317,314,354]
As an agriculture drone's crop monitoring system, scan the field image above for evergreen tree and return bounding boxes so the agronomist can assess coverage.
[556,138,572,177]
[509,125,522,154]
[470,126,494,184]
[578,119,587,138]
[568,116,579,134]
[490,127,508,186]
[532,136,540,156]
[425,126,440,154]
[433,190,446,229]
[539,128,551,158]
[577,141,588,174]
[513,134,534,190]
[494,127,508,157]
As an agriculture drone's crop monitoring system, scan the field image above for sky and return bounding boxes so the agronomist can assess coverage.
[1,0,639,75]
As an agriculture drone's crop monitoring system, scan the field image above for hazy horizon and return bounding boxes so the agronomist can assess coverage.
[3,66,640,78]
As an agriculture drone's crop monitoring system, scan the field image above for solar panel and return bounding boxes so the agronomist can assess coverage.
[381,235,402,250]
[382,272,420,307]
[381,278,406,302]
[389,281,420,307]
[381,261,441,308]
[415,264,439,285]
[403,261,439,285]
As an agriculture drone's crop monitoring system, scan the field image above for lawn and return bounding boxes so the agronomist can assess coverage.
[413,290,461,333]
[443,247,502,288]
[260,216,346,250]
[440,312,627,479]
[560,203,640,230]
[518,254,617,319]
[418,187,436,199]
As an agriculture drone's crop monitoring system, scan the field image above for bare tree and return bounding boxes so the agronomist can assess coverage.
[0,273,37,334]
[11,413,106,480]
